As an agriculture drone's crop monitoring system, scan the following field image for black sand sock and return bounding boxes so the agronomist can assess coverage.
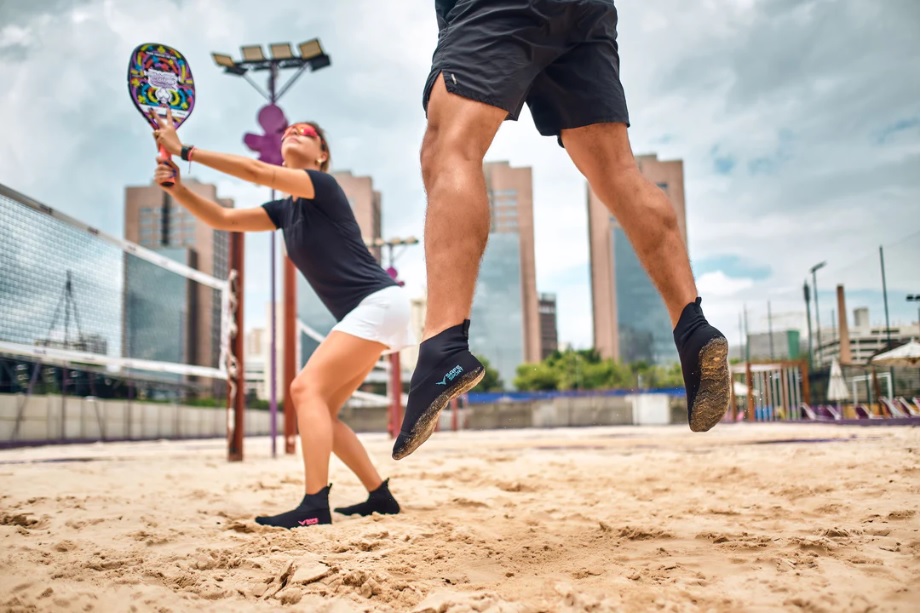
[414,321,471,378]
[673,297,730,432]
[255,485,332,529]
[334,478,400,517]
[392,321,485,460]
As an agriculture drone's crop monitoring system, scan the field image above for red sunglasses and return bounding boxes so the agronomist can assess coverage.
[283,124,320,141]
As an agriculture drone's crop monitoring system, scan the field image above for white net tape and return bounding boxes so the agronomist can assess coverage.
[220,268,240,406]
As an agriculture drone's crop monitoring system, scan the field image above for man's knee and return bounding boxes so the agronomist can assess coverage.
[562,122,636,180]
[420,123,488,181]
[421,75,504,179]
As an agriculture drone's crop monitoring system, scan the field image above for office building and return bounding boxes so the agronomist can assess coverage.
[469,161,540,387]
[539,293,559,360]
[124,179,233,372]
[588,154,687,364]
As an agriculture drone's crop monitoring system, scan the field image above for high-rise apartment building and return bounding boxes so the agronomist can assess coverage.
[124,179,233,373]
[469,161,540,388]
[588,154,686,364]
[538,293,559,360]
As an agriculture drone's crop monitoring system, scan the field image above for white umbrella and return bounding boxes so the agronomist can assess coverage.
[827,358,849,405]
[733,381,760,397]
[871,339,920,368]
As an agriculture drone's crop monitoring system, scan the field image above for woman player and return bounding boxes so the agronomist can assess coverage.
[151,109,411,528]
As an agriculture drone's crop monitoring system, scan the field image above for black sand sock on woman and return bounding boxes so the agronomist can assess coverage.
[255,485,332,529]
[393,321,484,460]
[334,478,400,517]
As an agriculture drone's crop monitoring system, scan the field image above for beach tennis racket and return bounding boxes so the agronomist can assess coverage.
[127,43,195,187]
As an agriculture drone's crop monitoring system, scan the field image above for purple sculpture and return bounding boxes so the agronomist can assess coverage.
[386,266,405,287]
[244,104,288,166]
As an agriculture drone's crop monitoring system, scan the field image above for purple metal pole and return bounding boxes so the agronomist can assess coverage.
[239,62,292,459]
[268,66,278,458]
[269,227,277,457]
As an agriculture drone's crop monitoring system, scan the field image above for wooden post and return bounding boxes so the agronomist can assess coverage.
[781,365,790,421]
[871,369,883,416]
[227,232,245,462]
[745,362,754,422]
[388,352,402,438]
[800,360,811,406]
[729,369,737,422]
[283,256,298,455]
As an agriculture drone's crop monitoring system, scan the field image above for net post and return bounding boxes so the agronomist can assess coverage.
[227,232,245,462]
[728,367,737,422]
[388,352,402,438]
[745,361,754,422]
[800,359,811,406]
[283,256,298,455]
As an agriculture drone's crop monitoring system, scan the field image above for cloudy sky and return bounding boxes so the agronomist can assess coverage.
[1,0,918,352]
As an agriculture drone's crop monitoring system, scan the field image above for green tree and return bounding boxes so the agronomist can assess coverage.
[607,360,635,388]
[514,361,559,391]
[629,361,684,389]
[472,355,504,392]
[514,347,684,392]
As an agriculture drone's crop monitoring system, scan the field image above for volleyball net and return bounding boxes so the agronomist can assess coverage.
[0,183,239,405]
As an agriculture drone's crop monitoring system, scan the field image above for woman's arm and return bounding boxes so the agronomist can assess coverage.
[189,148,317,200]
[153,108,316,200]
[154,158,276,232]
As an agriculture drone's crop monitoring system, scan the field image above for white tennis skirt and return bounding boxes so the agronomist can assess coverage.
[331,285,417,352]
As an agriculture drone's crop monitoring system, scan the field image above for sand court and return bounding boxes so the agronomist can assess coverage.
[0,424,917,612]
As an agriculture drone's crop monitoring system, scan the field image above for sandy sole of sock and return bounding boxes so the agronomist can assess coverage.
[392,367,485,460]
[689,337,731,433]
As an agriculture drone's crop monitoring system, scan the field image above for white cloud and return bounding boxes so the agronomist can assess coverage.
[0,24,31,47]
[697,271,755,297]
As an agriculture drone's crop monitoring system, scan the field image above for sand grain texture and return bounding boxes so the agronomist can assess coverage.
[0,424,917,612]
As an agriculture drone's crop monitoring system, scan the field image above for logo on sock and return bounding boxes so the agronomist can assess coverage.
[436,365,464,386]
[298,517,319,526]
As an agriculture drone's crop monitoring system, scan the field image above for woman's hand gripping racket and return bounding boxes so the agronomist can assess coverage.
[127,43,195,187]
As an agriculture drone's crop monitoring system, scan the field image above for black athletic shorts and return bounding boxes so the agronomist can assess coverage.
[423,0,630,143]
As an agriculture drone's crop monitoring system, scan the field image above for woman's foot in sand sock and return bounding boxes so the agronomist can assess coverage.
[255,485,332,529]
[334,478,400,517]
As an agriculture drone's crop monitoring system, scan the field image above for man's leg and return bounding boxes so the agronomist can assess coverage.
[392,73,507,460]
[562,123,695,325]
[561,122,730,432]
[420,73,507,338]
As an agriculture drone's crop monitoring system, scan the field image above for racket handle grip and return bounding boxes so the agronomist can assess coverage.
[158,145,175,187]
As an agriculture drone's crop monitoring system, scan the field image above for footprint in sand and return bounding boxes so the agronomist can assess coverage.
[616,526,673,541]
[452,497,489,508]
[1,514,42,528]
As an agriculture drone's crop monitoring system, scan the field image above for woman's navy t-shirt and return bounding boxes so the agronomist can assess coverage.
[262,170,396,322]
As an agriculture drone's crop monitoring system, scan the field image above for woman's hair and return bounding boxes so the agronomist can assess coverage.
[298,121,330,172]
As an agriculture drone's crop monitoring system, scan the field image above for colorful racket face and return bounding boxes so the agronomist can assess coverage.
[127,42,195,129]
